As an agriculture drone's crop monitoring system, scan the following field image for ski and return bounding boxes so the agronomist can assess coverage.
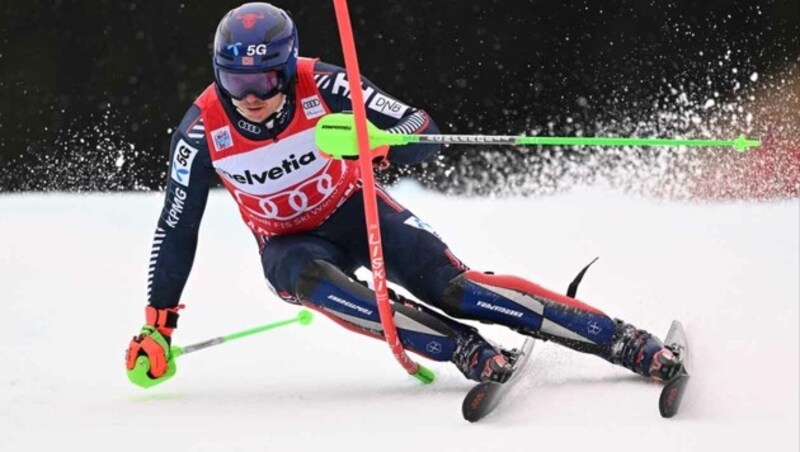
[461,337,535,422]
[659,320,691,418]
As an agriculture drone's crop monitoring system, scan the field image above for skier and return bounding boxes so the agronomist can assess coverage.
[126,2,681,386]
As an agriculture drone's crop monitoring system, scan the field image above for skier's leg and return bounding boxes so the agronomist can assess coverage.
[320,187,511,381]
[261,233,509,382]
[333,189,678,381]
[261,233,357,304]
[439,271,680,380]
[313,187,466,303]
[294,259,511,382]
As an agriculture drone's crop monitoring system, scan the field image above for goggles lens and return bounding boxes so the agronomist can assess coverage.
[217,69,284,100]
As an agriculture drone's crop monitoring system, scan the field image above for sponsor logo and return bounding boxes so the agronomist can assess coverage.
[237,13,265,30]
[425,341,443,355]
[242,56,254,66]
[170,139,199,186]
[246,43,268,55]
[219,152,317,185]
[587,321,603,336]
[368,225,388,294]
[300,95,325,119]
[212,129,347,224]
[327,294,373,316]
[211,126,233,152]
[476,301,524,318]
[403,216,438,236]
[471,392,486,410]
[230,167,348,222]
[330,73,350,96]
[666,387,679,407]
[328,72,375,100]
[237,120,261,134]
[166,186,187,228]
[226,42,243,56]
[368,93,409,119]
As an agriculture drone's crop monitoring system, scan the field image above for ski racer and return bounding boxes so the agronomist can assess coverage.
[126,2,681,386]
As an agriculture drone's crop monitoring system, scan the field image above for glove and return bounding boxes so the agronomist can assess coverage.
[126,305,183,382]
[342,145,390,170]
[320,145,391,170]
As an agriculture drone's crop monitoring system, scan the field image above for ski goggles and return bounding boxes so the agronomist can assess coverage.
[217,68,287,100]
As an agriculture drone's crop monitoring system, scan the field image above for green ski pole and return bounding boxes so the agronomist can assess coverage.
[315,113,761,159]
[127,309,314,389]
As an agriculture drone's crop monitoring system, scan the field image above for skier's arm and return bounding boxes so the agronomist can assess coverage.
[147,105,215,310]
[313,61,442,165]
[126,105,215,382]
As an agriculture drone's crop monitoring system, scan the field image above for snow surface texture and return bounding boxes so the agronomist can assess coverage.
[1,181,797,451]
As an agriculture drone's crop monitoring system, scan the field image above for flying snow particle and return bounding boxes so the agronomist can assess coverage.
[750,72,759,82]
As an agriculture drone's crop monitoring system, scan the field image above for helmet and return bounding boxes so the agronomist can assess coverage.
[212,2,299,100]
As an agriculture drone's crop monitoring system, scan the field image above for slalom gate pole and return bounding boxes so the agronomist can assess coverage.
[331,0,434,384]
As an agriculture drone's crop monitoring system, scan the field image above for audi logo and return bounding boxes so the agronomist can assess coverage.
[237,120,262,134]
[303,99,320,109]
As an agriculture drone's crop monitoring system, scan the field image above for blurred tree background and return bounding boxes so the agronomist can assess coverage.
[0,0,797,194]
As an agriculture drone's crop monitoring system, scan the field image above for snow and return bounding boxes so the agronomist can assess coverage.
[1,182,797,451]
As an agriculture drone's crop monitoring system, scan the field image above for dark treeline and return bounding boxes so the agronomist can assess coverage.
[0,0,797,192]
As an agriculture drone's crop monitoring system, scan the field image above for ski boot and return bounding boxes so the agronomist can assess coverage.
[453,329,514,383]
[649,346,683,381]
[609,319,682,381]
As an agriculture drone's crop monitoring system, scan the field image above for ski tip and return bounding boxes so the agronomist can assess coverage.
[462,384,490,422]
[659,372,690,418]
[462,337,535,423]
[462,382,504,422]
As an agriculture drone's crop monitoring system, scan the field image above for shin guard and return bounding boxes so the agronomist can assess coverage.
[441,271,618,355]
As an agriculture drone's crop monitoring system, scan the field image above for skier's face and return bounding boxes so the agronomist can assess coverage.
[232,92,286,123]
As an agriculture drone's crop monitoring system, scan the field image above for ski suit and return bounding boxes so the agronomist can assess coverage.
[148,57,659,378]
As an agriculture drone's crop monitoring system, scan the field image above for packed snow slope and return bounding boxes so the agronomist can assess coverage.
[1,182,797,451]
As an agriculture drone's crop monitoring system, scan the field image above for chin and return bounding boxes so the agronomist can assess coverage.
[236,107,265,122]
[247,113,270,123]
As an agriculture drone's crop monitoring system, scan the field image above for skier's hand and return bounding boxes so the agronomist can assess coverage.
[338,145,391,170]
[126,325,172,378]
[125,305,183,379]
